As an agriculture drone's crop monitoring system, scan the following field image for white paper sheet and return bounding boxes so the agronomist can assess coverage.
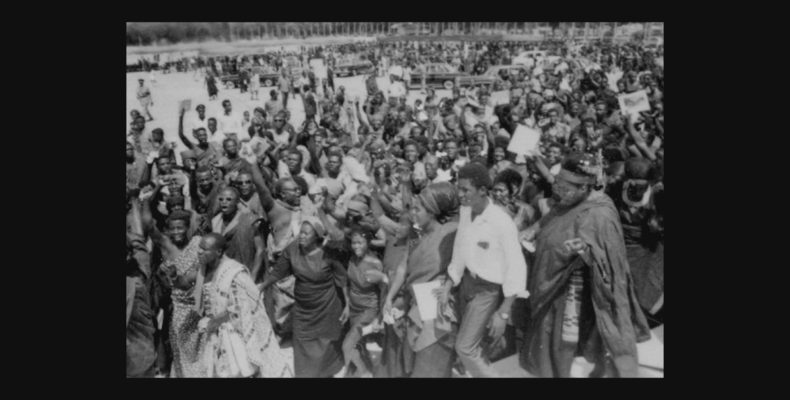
[506,124,542,157]
[618,90,651,116]
[412,281,442,321]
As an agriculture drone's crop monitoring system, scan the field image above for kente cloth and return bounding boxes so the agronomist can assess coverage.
[521,191,651,378]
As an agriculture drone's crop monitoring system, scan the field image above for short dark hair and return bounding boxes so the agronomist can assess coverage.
[203,232,227,252]
[458,162,492,190]
[291,175,308,196]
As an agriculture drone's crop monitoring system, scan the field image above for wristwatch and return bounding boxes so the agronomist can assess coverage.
[498,312,510,321]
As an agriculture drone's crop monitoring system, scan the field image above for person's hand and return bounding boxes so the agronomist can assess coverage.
[433,279,453,309]
[382,298,393,320]
[563,238,587,255]
[357,183,372,198]
[198,317,210,333]
[364,269,388,285]
[339,305,350,324]
[138,186,155,202]
[487,312,508,341]
[146,151,158,165]
[519,225,539,243]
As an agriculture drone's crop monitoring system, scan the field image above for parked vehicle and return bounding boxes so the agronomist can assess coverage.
[407,63,496,90]
[220,66,281,89]
[334,55,375,77]
[512,50,548,67]
[481,65,531,90]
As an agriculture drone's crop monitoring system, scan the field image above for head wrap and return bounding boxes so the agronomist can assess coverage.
[347,199,370,215]
[557,152,600,185]
[418,182,460,223]
[301,216,326,240]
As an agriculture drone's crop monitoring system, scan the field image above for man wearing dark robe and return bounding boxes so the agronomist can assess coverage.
[520,152,651,378]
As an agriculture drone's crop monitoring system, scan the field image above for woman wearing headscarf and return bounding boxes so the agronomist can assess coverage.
[260,216,349,377]
[375,182,462,377]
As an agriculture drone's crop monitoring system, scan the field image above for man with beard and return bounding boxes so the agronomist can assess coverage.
[210,187,266,280]
[519,152,650,377]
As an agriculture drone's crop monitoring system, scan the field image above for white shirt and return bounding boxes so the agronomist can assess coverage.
[448,200,528,298]
[388,65,403,79]
[217,110,244,139]
[388,80,406,99]
[187,112,209,136]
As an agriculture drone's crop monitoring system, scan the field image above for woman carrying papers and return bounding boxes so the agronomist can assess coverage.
[379,182,461,377]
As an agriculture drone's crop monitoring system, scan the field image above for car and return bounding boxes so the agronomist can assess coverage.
[480,65,531,91]
[284,56,304,77]
[334,55,375,77]
[407,63,496,90]
[220,66,281,89]
[512,50,548,67]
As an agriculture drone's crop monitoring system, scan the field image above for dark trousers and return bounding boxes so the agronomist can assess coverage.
[281,91,290,110]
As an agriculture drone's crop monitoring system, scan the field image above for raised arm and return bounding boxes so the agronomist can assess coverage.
[260,246,292,290]
[355,99,372,131]
[178,109,195,150]
[626,113,657,161]
[248,154,276,213]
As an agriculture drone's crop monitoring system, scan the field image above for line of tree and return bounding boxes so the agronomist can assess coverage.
[126,22,401,46]
[126,22,652,46]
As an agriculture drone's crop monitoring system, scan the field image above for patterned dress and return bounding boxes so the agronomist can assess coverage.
[166,236,205,378]
[199,257,294,378]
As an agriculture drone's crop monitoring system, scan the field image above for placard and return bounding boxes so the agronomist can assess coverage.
[412,281,441,321]
[506,124,542,157]
[618,90,651,115]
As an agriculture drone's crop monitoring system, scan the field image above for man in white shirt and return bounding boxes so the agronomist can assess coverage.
[387,78,407,101]
[388,61,404,83]
[186,104,209,141]
[437,162,528,377]
[216,99,244,143]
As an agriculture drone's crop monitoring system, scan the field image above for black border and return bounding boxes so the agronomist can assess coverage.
[32,10,739,392]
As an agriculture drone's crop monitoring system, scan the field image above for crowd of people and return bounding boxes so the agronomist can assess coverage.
[127,37,664,378]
